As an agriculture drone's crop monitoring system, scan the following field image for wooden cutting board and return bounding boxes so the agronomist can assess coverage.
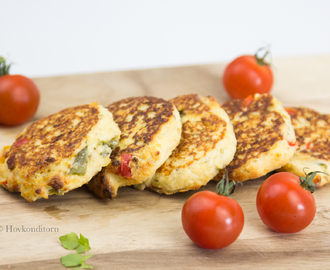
[1,55,330,269]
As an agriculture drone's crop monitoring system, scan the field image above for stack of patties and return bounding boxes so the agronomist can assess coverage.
[214,93,297,182]
[136,94,237,194]
[279,107,330,187]
[87,96,182,199]
[0,102,121,202]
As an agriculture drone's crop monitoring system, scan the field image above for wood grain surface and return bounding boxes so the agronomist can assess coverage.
[1,55,330,269]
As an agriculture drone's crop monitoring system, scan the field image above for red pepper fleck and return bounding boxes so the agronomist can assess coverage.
[1,180,8,188]
[13,138,29,148]
[242,96,254,107]
[306,141,312,150]
[287,140,298,147]
[121,154,132,178]
[285,108,297,116]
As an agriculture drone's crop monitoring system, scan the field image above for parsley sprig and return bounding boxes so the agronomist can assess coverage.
[59,232,93,269]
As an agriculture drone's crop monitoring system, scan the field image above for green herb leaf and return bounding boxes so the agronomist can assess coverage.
[61,253,84,267]
[61,254,93,269]
[76,244,87,254]
[59,232,79,250]
[75,255,94,269]
[69,147,88,175]
[76,233,91,253]
[80,262,94,269]
[81,255,93,262]
[60,232,93,269]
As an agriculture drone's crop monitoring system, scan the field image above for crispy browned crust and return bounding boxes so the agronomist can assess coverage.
[156,94,227,176]
[286,107,330,161]
[48,175,65,191]
[87,167,117,199]
[221,94,285,175]
[5,104,99,177]
[107,96,176,175]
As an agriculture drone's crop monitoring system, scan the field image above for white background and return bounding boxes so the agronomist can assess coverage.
[1,0,330,78]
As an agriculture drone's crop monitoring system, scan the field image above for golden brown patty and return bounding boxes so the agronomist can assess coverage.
[88,96,182,199]
[0,102,120,202]
[6,105,98,175]
[136,94,236,194]
[214,94,296,182]
[279,107,330,187]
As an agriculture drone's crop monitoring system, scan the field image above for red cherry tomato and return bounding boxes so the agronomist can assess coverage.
[182,190,244,249]
[0,58,40,126]
[223,48,273,99]
[256,172,316,233]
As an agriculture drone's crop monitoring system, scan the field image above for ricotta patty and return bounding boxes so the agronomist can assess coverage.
[214,94,297,182]
[0,102,120,202]
[136,94,237,194]
[87,96,182,199]
[279,107,330,187]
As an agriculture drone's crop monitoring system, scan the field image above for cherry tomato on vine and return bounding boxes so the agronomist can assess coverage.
[181,173,244,249]
[256,172,317,233]
[223,47,273,99]
[0,57,40,126]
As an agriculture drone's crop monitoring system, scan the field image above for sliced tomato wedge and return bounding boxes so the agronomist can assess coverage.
[121,154,132,178]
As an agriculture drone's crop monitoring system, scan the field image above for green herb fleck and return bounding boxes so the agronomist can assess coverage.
[100,138,118,150]
[108,138,118,150]
[69,147,88,175]
[48,188,56,195]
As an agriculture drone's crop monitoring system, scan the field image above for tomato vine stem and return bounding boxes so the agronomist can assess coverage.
[254,46,271,66]
[0,56,11,77]
[300,168,328,193]
[216,170,240,197]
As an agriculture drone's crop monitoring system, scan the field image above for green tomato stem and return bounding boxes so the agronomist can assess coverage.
[254,47,271,66]
[300,169,328,193]
[0,56,11,77]
[215,169,239,197]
